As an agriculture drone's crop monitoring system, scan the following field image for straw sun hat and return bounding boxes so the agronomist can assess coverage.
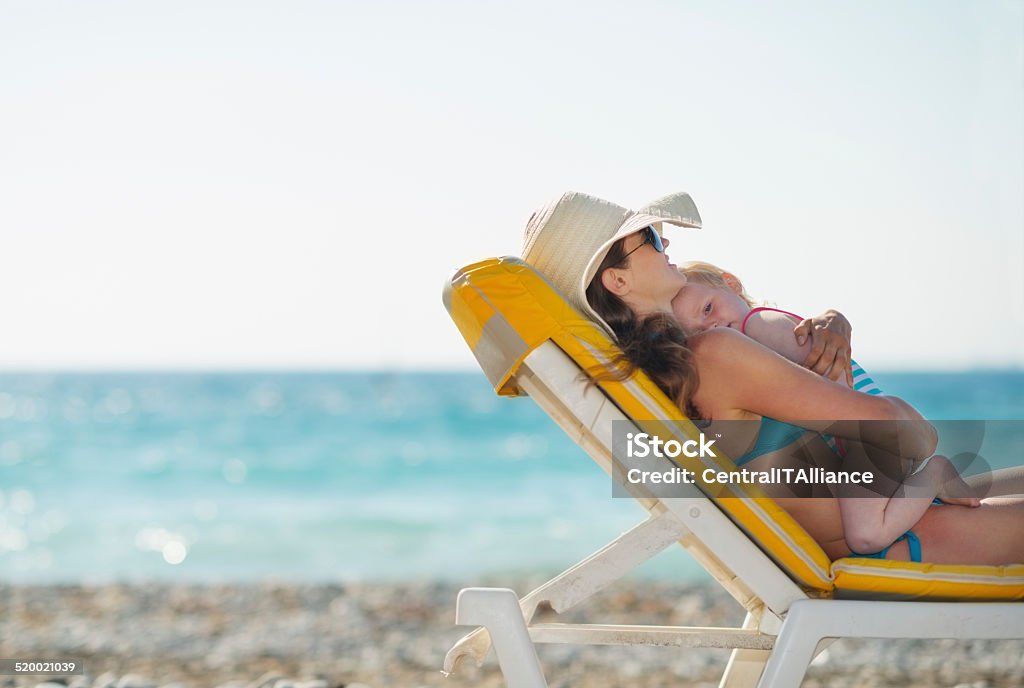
[521,190,702,335]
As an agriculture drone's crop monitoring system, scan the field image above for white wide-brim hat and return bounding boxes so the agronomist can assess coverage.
[521,190,702,335]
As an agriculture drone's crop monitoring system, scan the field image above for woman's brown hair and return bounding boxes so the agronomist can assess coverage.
[585,237,702,419]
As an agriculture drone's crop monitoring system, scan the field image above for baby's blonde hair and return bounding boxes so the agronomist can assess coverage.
[678,261,757,308]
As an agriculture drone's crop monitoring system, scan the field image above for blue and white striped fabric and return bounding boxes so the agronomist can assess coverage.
[851,359,883,395]
[824,359,883,456]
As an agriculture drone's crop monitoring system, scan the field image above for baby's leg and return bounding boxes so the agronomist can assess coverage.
[835,441,948,554]
[838,493,941,555]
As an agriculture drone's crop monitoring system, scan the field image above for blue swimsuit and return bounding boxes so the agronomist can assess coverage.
[734,417,808,467]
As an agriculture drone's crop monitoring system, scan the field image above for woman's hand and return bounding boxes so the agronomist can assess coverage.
[794,309,853,386]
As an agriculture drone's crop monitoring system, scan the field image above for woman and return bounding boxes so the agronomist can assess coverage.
[521,190,1024,565]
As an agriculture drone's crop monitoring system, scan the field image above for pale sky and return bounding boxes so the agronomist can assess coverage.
[1,0,1022,370]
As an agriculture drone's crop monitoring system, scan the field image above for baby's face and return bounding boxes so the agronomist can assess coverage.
[671,281,752,334]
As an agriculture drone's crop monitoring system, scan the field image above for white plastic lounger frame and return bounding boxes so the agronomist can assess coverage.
[443,340,1024,688]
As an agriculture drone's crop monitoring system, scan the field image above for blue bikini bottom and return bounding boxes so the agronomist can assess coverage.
[851,530,923,562]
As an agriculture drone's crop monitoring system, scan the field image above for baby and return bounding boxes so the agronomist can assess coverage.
[671,261,840,378]
[670,261,979,559]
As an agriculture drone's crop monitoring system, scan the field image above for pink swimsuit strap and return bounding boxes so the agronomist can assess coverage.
[740,306,805,335]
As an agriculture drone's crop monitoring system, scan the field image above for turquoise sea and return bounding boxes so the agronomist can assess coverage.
[1,371,1022,584]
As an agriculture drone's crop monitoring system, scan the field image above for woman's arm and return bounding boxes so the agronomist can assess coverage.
[961,466,1024,499]
[689,327,937,459]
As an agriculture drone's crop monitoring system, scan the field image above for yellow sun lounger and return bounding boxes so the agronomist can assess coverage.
[441,256,1024,688]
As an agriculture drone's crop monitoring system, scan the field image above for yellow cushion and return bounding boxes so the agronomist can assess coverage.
[833,558,1024,600]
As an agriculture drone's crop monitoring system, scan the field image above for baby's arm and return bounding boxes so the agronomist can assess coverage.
[741,309,813,366]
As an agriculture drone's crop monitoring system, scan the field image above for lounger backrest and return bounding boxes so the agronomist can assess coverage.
[444,257,835,593]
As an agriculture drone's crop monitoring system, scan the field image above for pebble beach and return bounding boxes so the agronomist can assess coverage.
[2,581,1021,688]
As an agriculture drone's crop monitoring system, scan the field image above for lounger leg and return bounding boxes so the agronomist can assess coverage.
[454,588,549,688]
[755,601,821,688]
[719,612,770,688]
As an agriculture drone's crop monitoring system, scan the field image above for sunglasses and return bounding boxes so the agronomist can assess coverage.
[618,226,664,263]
